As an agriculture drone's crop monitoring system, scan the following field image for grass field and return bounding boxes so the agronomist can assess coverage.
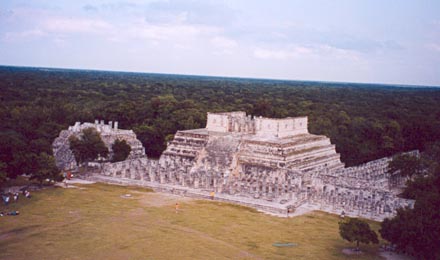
[1,183,385,259]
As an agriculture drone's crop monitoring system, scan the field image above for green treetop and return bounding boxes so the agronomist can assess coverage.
[69,127,109,166]
[339,218,378,250]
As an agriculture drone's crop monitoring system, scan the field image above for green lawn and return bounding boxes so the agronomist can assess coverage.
[1,183,384,259]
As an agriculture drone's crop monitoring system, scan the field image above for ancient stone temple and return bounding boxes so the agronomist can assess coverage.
[54,112,415,220]
[159,111,345,195]
[52,120,145,170]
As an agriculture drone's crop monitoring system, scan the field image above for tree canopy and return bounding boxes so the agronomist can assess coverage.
[1,66,440,182]
[30,152,61,184]
[380,143,440,259]
[380,173,440,259]
[111,139,131,162]
[388,154,424,177]
[339,218,378,249]
[0,161,7,187]
[69,128,109,166]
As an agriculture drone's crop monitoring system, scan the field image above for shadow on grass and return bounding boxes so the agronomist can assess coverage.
[0,224,42,248]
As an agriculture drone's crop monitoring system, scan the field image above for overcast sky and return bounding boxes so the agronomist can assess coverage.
[1,0,439,86]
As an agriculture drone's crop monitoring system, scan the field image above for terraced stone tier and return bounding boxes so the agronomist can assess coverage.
[238,133,344,173]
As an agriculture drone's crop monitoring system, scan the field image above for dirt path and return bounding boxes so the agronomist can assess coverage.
[67,179,96,184]
[133,191,194,207]
[54,178,96,189]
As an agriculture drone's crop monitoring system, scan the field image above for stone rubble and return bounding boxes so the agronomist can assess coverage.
[52,120,145,170]
[54,112,416,220]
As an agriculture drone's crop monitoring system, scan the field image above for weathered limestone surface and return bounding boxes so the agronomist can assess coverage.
[56,112,416,220]
[52,120,145,170]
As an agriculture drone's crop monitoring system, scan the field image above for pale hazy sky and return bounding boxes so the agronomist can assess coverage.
[1,0,439,86]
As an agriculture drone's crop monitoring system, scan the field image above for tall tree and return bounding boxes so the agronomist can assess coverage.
[388,153,423,178]
[0,161,7,187]
[111,139,131,162]
[69,127,109,166]
[30,152,61,184]
[380,175,440,259]
[380,146,440,259]
[339,218,378,250]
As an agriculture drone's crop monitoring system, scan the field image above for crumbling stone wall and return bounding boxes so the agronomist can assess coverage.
[307,186,414,220]
[52,130,77,170]
[100,157,157,181]
[52,120,145,171]
[322,150,419,192]
[254,116,308,137]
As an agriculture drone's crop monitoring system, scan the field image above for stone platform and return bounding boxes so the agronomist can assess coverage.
[88,174,288,216]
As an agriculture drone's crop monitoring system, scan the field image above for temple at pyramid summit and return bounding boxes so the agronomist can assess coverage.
[53,111,415,220]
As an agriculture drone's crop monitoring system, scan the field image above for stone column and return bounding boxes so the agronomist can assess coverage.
[181,175,185,186]
[73,122,81,132]
[160,173,165,184]
[194,178,199,188]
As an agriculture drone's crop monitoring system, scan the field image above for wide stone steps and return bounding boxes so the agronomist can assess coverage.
[290,153,343,172]
[285,145,338,161]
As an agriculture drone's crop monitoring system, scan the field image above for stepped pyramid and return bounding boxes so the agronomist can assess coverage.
[160,111,344,188]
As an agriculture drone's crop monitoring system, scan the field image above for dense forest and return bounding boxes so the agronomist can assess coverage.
[1,65,440,179]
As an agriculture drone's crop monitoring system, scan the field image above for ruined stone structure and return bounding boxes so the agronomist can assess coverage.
[52,120,145,170]
[54,112,416,220]
[158,112,345,197]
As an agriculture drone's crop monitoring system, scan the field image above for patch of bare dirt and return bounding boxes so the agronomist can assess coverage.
[132,191,194,207]
[128,208,145,217]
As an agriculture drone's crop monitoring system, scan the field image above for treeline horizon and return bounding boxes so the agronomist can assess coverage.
[4,65,440,88]
[1,65,440,178]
